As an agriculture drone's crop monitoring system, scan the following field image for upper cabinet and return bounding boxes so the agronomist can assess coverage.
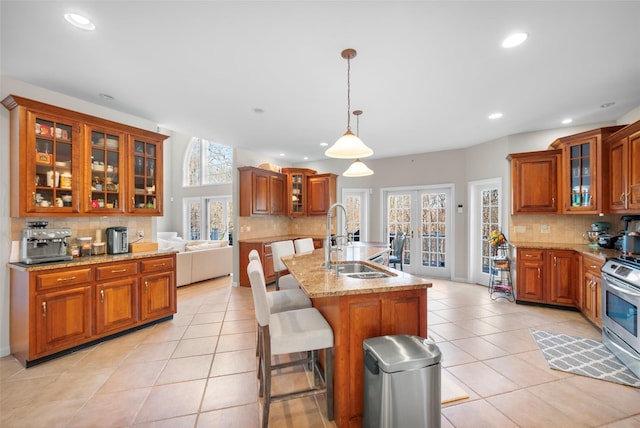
[608,122,640,213]
[307,173,337,216]
[238,166,287,216]
[549,126,623,214]
[282,167,316,216]
[2,95,167,217]
[508,150,561,214]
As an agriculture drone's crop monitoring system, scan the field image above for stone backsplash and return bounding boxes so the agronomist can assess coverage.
[238,215,327,240]
[509,214,625,244]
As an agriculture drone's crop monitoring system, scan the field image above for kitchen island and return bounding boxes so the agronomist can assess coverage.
[282,246,432,428]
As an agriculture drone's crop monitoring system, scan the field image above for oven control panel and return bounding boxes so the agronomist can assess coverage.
[603,259,640,286]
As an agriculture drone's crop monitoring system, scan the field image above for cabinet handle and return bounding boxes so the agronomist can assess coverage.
[111,269,127,273]
[537,268,541,278]
[145,281,149,290]
[590,265,598,269]
[153,263,166,268]
[552,197,555,208]
[100,289,105,303]
[620,193,626,202]
[525,254,534,258]
[42,301,46,317]
[56,276,77,282]
[553,256,557,266]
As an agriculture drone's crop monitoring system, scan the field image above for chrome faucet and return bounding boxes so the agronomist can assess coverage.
[325,202,350,271]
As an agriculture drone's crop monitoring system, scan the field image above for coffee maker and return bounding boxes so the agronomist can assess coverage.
[19,221,73,264]
[106,226,129,254]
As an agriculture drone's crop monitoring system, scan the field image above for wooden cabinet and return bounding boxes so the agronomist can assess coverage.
[2,95,167,217]
[581,254,604,327]
[508,150,561,214]
[549,126,623,214]
[516,248,577,306]
[238,166,287,216]
[608,122,640,213]
[282,167,316,216]
[516,249,545,302]
[312,289,427,427]
[547,249,578,306]
[307,173,337,216]
[9,254,176,367]
[238,241,276,287]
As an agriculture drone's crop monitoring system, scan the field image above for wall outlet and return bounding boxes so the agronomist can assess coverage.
[514,226,526,233]
[541,224,550,233]
[138,230,145,238]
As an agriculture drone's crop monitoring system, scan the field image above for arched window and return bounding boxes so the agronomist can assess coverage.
[183,137,232,186]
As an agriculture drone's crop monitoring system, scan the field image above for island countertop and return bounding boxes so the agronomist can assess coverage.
[281,246,432,298]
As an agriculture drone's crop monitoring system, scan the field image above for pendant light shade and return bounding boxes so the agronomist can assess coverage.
[342,109,373,177]
[325,48,374,159]
[343,159,374,177]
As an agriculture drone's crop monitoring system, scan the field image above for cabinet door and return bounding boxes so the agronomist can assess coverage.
[547,250,577,306]
[269,174,286,216]
[86,126,126,214]
[510,151,560,214]
[563,137,598,213]
[628,132,640,211]
[307,174,337,216]
[27,111,82,215]
[140,272,176,321]
[287,171,306,216]
[129,135,163,214]
[609,137,627,212]
[35,286,92,355]
[516,249,545,302]
[95,278,139,335]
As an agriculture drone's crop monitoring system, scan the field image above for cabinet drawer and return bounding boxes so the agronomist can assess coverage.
[518,249,544,261]
[36,268,92,291]
[96,262,138,280]
[140,256,175,273]
[583,254,604,276]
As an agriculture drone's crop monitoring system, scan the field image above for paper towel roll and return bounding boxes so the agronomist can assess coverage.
[10,241,20,263]
[95,229,102,243]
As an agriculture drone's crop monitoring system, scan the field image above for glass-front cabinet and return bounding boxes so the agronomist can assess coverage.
[282,168,316,216]
[2,94,167,217]
[568,139,593,211]
[130,136,162,214]
[31,114,80,214]
[86,127,125,214]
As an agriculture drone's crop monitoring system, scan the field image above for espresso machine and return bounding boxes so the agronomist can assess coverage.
[19,221,73,264]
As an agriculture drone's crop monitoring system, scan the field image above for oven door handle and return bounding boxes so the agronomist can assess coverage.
[603,273,640,298]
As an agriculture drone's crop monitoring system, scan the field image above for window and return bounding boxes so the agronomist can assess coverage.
[183,196,233,242]
[184,138,232,186]
[481,188,501,274]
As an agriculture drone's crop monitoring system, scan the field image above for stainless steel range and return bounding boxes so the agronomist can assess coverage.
[601,219,640,379]
[19,221,73,264]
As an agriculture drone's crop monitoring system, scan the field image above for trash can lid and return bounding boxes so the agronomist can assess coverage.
[363,335,441,372]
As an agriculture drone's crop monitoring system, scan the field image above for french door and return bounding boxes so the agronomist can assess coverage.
[383,186,452,277]
[469,178,502,286]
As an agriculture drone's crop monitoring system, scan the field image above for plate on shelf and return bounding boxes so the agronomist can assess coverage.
[106,138,118,149]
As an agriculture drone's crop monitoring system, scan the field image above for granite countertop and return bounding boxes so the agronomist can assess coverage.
[509,242,620,260]
[282,247,431,298]
[7,249,178,272]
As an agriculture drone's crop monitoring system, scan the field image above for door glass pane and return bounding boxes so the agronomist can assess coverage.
[188,200,202,240]
[422,192,447,268]
[387,194,411,265]
[481,188,501,273]
[208,200,224,239]
[345,195,361,241]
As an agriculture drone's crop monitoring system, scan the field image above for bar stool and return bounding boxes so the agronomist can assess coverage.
[247,260,334,427]
[270,240,301,290]
[294,237,315,254]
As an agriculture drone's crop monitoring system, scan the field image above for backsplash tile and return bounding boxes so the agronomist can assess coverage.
[509,214,624,244]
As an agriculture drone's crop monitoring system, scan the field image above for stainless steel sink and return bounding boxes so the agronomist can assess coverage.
[335,262,395,279]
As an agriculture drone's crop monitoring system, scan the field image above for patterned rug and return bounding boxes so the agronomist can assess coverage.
[531,329,640,388]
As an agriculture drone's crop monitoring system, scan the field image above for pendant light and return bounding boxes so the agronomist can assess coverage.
[343,110,374,177]
[325,49,374,159]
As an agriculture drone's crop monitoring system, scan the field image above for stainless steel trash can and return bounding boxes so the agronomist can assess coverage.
[363,335,441,428]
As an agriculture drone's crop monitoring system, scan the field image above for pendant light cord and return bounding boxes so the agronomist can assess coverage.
[346,56,351,131]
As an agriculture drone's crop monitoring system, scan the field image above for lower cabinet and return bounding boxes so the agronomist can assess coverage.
[516,248,578,307]
[581,254,604,327]
[10,254,176,367]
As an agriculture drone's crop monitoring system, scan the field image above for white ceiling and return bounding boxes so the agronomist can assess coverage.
[2,1,640,162]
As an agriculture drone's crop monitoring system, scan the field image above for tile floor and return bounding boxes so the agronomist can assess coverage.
[1,276,640,427]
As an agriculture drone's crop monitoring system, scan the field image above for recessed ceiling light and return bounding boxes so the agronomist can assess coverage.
[279,153,285,157]
[303,156,309,160]
[64,13,95,31]
[561,118,573,125]
[253,108,264,114]
[99,93,114,101]
[488,112,503,120]
[600,102,615,109]
[502,32,528,48]
[320,142,328,147]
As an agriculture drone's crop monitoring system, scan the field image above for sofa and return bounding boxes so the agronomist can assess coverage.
[157,232,233,287]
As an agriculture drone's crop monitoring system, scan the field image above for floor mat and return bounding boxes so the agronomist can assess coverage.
[531,329,640,388]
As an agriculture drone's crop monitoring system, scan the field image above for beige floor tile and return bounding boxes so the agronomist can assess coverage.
[196,403,260,427]
[433,306,498,322]
[143,324,188,343]
[447,361,519,397]
[0,374,59,412]
[210,348,257,377]
[600,415,640,428]
[449,336,509,360]
[563,375,640,415]
[201,372,258,411]
[483,355,559,387]
[98,359,166,393]
[30,366,114,405]
[2,398,87,428]
[67,387,151,427]
[224,309,255,321]
[125,341,179,363]
[266,395,327,428]
[221,319,257,335]
[183,322,222,339]
[216,331,256,353]
[135,379,207,423]
[133,414,198,428]
[156,354,213,385]
[481,329,540,354]
[197,302,229,314]
[487,389,582,427]
[451,318,503,335]
[172,336,218,358]
[191,311,225,325]
[442,399,518,428]
[436,341,477,368]
[429,322,476,341]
